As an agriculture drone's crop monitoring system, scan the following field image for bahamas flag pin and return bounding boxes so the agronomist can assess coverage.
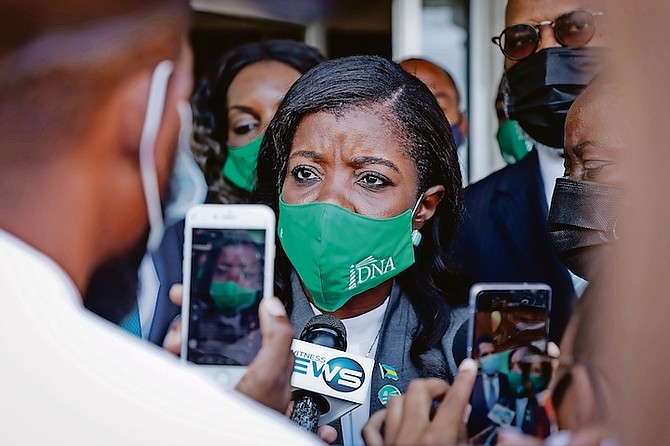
[379,363,398,381]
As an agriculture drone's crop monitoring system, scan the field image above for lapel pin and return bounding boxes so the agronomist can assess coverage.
[378,384,401,406]
[379,363,398,381]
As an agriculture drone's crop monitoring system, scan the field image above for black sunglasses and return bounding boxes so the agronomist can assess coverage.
[492,10,603,61]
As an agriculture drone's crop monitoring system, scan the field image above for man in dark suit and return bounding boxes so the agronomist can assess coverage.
[468,336,515,439]
[450,0,607,343]
[450,148,576,343]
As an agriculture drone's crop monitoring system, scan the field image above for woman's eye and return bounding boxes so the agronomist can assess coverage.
[232,122,259,136]
[290,166,320,183]
[358,173,390,189]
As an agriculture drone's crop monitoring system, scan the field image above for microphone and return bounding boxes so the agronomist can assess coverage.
[289,314,375,431]
[290,314,347,433]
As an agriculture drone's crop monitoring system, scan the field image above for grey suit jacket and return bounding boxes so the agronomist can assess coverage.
[288,271,469,418]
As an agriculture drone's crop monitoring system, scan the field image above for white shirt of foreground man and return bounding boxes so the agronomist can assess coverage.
[0,230,319,446]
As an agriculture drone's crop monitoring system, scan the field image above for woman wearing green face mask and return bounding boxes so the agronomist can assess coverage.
[255,55,469,445]
[146,41,325,348]
[191,40,325,204]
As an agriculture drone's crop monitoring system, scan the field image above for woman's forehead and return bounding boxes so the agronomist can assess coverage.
[289,107,410,160]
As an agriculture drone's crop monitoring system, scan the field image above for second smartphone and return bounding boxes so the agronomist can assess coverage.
[180,204,275,387]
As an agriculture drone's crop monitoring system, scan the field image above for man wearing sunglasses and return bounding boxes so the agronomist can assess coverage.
[450,0,606,345]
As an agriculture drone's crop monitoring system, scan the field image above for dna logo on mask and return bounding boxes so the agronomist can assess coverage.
[348,255,397,290]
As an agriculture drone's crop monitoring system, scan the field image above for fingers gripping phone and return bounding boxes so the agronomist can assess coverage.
[466,283,552,445]
[181,204,275,388]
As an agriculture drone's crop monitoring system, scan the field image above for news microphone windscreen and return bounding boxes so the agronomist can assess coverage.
[300,314,347,351]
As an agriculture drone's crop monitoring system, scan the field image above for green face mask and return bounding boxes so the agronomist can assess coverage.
[278,195,419,312]
[508,371,547,397]
[496,119,532,165]
[222,135,263,192]
[209,280,257,316]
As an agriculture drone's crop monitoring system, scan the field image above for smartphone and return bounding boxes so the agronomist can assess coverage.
[181,204,275,388]
[467,283,552,359]
[466,283,552,444]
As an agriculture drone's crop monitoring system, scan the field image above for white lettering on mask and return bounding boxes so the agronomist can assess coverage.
[348,256,397,290]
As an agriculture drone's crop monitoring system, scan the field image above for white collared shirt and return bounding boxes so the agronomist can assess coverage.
[0,229,319,445]
[535,143,565,211]
[482,373,501,407]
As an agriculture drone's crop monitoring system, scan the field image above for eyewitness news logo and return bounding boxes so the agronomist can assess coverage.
[293,351,365,392]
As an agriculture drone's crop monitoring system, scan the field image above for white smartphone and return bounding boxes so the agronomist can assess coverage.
[181,204,275,388]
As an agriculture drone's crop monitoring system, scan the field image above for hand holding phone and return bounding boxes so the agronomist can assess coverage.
[466,283,552,445]
[181,204,275,387]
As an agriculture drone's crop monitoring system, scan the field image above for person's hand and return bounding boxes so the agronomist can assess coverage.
[498,425,616,446]
[162,286,337,442]
[234,296,295,413]
[163,284,292,412]
[162,284,184,355]
[282,401,339,444]
[362,358,478,446]
[496,428,543,446]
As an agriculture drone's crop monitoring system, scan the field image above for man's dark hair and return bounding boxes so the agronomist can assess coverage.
[509,344,552,381]
[475,334,495,355]
[254,54,463,372]
[0,0,188,165]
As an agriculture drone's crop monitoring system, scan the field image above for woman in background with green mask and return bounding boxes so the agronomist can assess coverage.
[192,40,325,203]
[147,40,324,347]
[255,55,469,446]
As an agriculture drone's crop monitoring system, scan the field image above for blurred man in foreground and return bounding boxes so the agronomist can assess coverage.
[0,1,318,443]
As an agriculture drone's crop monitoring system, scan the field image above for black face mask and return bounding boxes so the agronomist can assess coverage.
[548,177,623,280]
[506,47,603,148]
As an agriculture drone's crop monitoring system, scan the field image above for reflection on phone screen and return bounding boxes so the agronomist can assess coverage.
[186,228,265,366]
[468,287,552,445]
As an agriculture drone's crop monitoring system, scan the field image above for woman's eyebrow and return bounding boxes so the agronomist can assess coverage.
[228,104,255,114]
[288,150,324,161]
[351,155,400,172]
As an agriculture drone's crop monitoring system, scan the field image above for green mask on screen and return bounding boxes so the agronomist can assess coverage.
[508,371,547,397]
[209,280,257,316]
[222,135,263,191]
[277,195,420,312]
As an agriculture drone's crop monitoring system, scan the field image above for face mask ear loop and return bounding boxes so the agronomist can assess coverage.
[411,193,424,247]
[139,60,174,253]
[501,74,511,118]
[611,217,619,241]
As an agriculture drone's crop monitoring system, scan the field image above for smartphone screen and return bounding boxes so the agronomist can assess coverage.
[185,228,267,366]
[469,285,551,356]
[466,283,552,444]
